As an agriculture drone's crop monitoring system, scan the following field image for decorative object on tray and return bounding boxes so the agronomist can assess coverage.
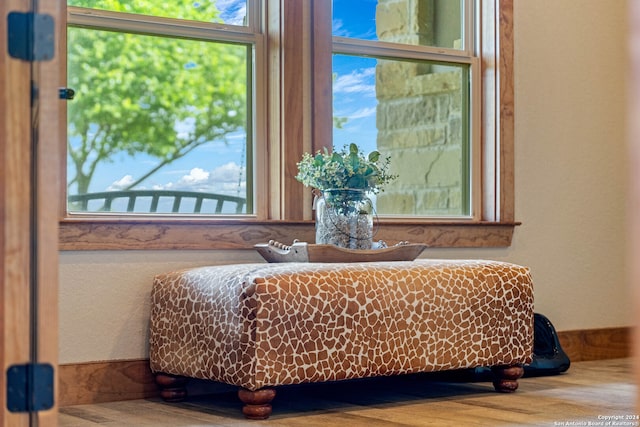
[254,239,427,263]
[314,188,374,249]
[295,143,397,249]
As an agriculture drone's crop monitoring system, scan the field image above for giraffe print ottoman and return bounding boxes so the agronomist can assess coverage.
[149,259,534,419]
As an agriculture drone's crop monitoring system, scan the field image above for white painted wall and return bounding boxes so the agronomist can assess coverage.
[59,0,630,364]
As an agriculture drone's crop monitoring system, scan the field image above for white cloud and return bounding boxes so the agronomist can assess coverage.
[209,162,242,183]
[347,107,376,120]
[153,163,245,195]
[216,0,246,25]
[333,19,349,37]
[333,68,376,96]
[176,167,210,186]
[331,18,377,40]
[107,175,135,191]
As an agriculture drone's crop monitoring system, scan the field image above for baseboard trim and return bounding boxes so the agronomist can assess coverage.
[59,326,632,407]
[58,359,157,407]
[557,326,630,362]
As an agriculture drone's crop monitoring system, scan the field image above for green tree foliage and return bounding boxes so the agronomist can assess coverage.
[67,0,247,194]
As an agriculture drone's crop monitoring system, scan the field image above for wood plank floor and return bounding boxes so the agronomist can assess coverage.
[59,358,636,426]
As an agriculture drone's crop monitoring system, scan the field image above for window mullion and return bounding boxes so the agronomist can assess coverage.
[278,0,313,221]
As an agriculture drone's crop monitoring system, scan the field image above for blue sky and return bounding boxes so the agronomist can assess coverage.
[332,0,378,153]
[72,0,380,203]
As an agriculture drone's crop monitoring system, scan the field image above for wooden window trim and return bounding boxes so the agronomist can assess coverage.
[58,218,518,250]
[59,0,517,251]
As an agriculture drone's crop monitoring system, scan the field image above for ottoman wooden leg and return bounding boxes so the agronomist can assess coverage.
[238,388,276,420]
[155,372,189,402]
[491,365,524,393]
[491,364,524,393]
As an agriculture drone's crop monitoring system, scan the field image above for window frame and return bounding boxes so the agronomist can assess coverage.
[59,0,517,251]
[63,2,268,219]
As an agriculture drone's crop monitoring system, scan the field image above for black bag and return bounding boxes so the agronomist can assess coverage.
[470,312,570,380]
[523,313,570,377]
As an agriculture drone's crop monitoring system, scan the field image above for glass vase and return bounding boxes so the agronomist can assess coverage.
[315,189,374,249]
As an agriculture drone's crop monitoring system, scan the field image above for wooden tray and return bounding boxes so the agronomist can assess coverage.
[254,240,427,263]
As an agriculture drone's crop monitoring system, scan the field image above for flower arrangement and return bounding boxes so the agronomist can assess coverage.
[295,143,397,194]
[296,144,396,249]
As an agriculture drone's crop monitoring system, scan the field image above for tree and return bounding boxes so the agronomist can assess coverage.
[67,0,247,194]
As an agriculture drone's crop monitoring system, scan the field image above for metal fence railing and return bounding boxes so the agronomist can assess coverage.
[68,190,246,214]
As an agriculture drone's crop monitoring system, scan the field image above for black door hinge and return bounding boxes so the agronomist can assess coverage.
[6,363,54,413]
[7,11,55,62]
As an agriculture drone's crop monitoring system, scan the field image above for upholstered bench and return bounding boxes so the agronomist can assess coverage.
[149,260,534,419]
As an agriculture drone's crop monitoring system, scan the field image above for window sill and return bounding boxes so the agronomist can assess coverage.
[59,218,519,250]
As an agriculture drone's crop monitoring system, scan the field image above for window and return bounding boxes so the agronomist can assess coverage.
[65,0,262,216]
[331,0,477,218]
[60,0,516,250]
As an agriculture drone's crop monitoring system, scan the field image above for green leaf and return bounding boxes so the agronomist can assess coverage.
[348,151,359,171]
[346,175,365,189]
[368,151,380,162]
[296,143,397,193]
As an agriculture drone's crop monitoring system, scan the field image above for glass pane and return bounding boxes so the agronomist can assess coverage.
[67,0,248,26]
[333,0,464,50]
[67,28,252,215]
[333,54,471,217]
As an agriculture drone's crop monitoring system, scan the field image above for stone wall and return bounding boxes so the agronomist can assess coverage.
[374,0,467,216]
